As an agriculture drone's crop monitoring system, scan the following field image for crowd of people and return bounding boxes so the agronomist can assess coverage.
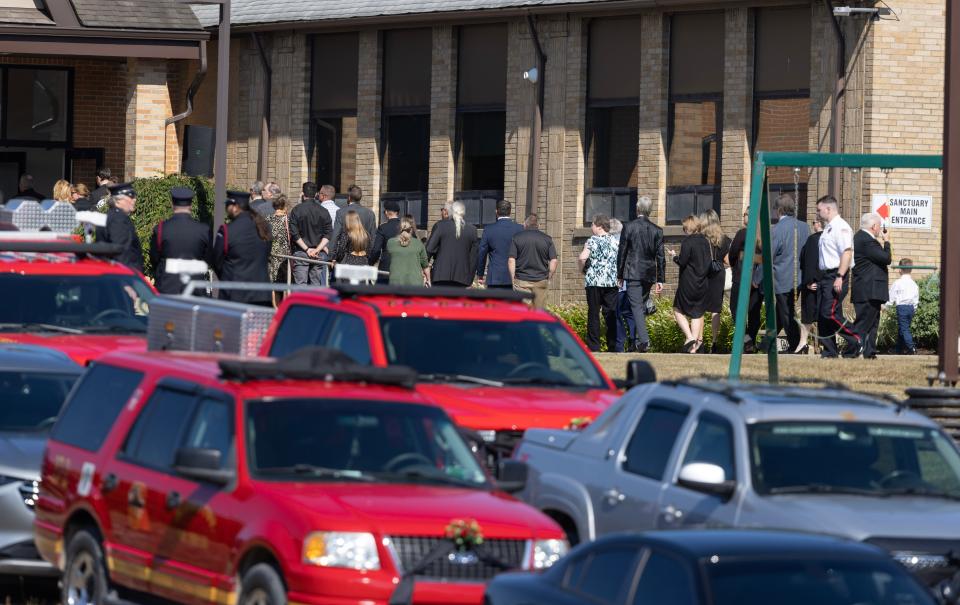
[579,192,917,357]
[8,168,919,355]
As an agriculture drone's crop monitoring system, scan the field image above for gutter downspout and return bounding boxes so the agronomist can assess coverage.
[252,32,272,182]
[525,13,546,219]
[823,0,845,203]
[165,41,208,171]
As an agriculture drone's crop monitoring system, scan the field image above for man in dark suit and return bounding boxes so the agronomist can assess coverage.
[477,200,523,289]
[98,182,144,274]
[149,186,211,295]
[615,196,665,352]
[851,212,892,359]
[369,199,402,285]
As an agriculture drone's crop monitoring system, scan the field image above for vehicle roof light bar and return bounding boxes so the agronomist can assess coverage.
[0,241,123,256]
[219,346,418,388]
[332,283,533,303]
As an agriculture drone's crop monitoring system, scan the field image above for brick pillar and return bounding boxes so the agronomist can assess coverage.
[268,32,311,197]
[356,31,383,215]
[504,19,536,219]
[125,58,171,179]
[720,8,754,234]
[638,13,670,224]
[560,17,588,304]
[428,25,458,225]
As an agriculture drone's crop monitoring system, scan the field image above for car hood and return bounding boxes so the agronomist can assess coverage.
[0,432,47,480]
[267,483,561,538]
[747,494,960,541]
[414,384,618,431]
[0,333,146,365]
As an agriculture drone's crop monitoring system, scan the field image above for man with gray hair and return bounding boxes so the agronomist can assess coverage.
[615,196,664,352]
[766,193,810,353]
[852,211,892,358]
[250,181,272,218]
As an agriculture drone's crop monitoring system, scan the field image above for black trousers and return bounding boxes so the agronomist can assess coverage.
[774,290,801,352]
[745,287,764,344]
[585,286,619,352]
[854,299,883,358]
[817,272,860,357]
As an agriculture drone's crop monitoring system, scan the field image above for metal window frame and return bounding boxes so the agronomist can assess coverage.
[0,64,74,148]
[728,152,943,383]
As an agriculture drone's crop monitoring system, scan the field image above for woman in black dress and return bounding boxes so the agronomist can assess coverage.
[700,209,730,353]
[668,215,712,353]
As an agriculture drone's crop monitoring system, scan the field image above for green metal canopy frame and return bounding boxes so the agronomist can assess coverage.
[728,152,943,382]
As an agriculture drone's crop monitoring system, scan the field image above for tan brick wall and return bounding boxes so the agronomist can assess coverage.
[341,116,358,190]
[861,0,944,282]
[355,30,383,215]
[124,58,171,180]
[638,13,670,223]
[719,7,753,234]
[504,19,536,220]
[561,16,589,305]
[429,25,457,223]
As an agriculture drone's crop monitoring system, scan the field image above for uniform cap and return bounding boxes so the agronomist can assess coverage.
[224,190,251,207]
[170,186,195,207]
[108,182,136,198]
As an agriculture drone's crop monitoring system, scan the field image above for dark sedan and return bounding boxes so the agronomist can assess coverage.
[485,530,937,605]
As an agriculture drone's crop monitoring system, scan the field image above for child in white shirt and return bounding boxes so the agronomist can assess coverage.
[887,258,920,354]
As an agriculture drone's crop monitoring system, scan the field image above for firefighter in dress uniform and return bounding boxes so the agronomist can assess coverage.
[148,186,211,295]
[211,191,273,306]
[97,182,144,274]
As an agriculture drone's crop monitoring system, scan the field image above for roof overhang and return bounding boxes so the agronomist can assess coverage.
[0,26,207,60]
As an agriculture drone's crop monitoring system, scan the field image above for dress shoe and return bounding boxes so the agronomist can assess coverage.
[634,342,649,353]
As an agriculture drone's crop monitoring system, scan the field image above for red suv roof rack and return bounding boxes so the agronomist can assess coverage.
[219,346,417,388]
[331,283,532,302]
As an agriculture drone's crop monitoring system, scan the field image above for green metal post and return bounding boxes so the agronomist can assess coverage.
[729,157,768,379]
[758,187,778,383]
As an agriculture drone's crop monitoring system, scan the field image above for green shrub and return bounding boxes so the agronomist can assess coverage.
[127,174,217,274]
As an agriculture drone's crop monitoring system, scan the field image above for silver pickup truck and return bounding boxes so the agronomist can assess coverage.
[514,379,960,588]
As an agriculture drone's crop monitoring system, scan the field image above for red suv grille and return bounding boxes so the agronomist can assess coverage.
[386,536,527,582]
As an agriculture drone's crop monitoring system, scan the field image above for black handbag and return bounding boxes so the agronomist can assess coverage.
[709,244,724,276]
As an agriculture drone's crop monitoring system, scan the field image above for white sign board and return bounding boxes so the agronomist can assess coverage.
[871,194,933,230]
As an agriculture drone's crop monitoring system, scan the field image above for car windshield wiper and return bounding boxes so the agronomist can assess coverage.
[881,486,960,501]
[256,464,376,482]
[0,322,84,335]
[500,375,580,387]
[767,484,880,496]
[79,324,147,334]
[386,467,488,489]
[417,373,504,387]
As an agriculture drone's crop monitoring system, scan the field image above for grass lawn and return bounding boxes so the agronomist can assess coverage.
[594,352,941,399]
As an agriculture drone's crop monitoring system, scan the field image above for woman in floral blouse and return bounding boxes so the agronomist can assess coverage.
[578,214,620,352]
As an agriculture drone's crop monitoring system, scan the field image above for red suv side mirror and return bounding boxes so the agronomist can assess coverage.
[174,447,235,486]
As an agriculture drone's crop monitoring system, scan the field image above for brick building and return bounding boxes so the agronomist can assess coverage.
[9,0,937,305]
[0,0,205,199]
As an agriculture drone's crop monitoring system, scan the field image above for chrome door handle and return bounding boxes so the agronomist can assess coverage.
[662,505,684,523]
[603,489,626,506]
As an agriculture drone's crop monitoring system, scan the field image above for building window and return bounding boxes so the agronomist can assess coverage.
[584,17,642,226]
[667,12,724,224]
[455,24,507,226]
[0,66,73,202]
[311,33,359,192]
[382,28,432,203]
[753,6,812,219]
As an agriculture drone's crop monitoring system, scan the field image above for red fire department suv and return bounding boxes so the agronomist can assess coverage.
[259,285,625,465]
[35,347,567,605]
[0,240,153,364]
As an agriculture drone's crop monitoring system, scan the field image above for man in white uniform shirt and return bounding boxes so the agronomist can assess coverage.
[816,195,861,358]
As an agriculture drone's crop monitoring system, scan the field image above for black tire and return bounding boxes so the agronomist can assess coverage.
[239,563,287,605]
[61,528,110,605]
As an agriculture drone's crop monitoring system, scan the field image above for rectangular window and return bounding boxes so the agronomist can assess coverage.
[4,68,69,143]
[51,364,143,452]
[382,29,431,201]
[667,13,724,223]
[456,24,507,216]
[623,403,689,480]
[311,33,359,192]
[753,7,812,218]
[584,18,641,225]
[122,387,197,471]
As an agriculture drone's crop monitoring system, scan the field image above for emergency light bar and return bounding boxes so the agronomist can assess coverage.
[0,199,102,234]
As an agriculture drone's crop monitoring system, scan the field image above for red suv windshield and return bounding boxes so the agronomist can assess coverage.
[246,399,490,488]
[0,274,153,334]
[380,318,606,388]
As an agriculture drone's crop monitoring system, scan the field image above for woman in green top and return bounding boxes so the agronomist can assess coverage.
[387,215,430,286]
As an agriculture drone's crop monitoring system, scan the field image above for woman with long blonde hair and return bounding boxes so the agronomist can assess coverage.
[666,214,712,352]
[699,209,730,353]
[387,215,429,286]
[334,210,371,266]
